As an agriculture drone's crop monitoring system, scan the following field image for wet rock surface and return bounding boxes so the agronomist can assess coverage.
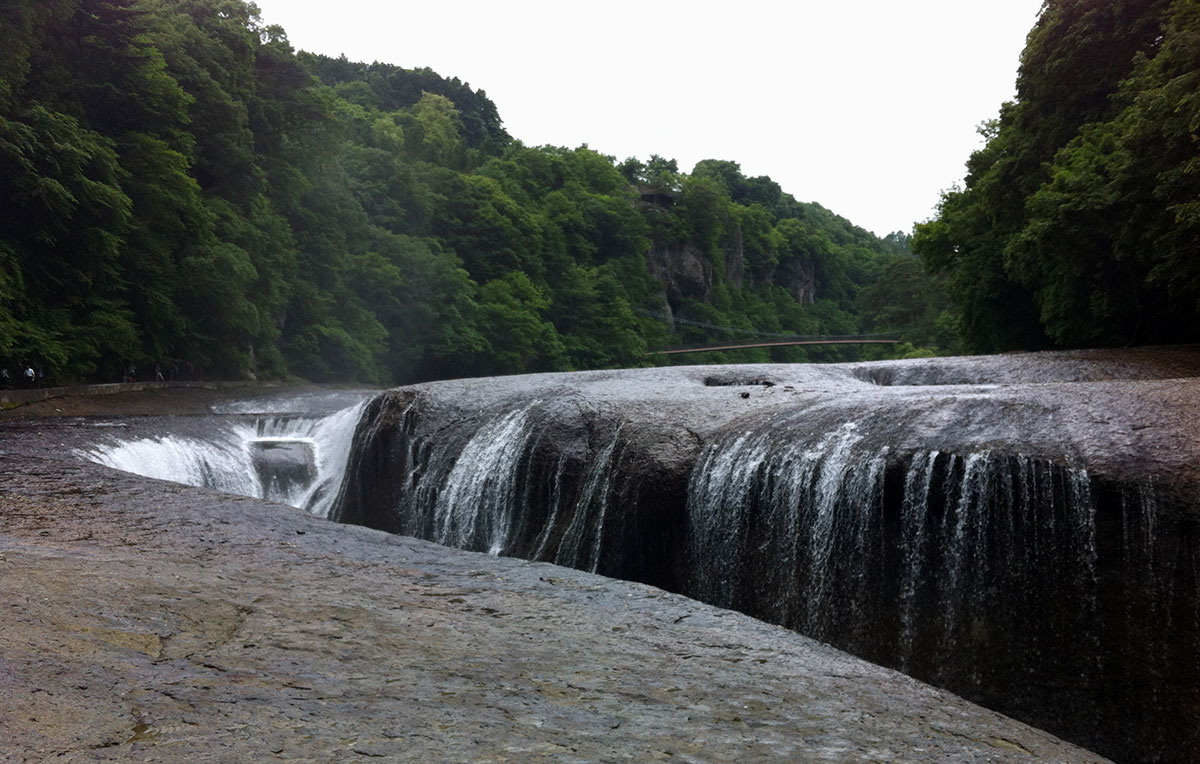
[334,347,1200,764]
[354,346,1200,494]
[0,403,1109,762]
[249,439,318,495]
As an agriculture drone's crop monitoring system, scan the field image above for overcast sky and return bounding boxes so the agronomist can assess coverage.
[250,0,1044,237]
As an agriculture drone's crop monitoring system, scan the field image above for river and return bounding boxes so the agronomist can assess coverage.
[75,348,1200,764]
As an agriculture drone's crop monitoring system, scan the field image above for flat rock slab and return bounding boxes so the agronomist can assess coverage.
[0,439,1108,762]
[368,345,1200,493]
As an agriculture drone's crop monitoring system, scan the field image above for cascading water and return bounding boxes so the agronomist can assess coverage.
[686,421,896,640]
[337,397,642,576]
[684,423,1103,665]
[551,424,625,573]
[81,398,367,517]
[677,413,1200,762]
[431,405,536,554]
[70,356,1200,764]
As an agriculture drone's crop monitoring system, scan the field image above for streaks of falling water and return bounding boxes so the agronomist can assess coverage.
[802,424,881,634]
[942,451,992,657]
[431,406,535,555]
[553,424,625,572]
[530,453,570,563]
[888,452,1098,686]
[685,430,771,609]
[290,402,373,516]
[80,399,368,516]
[388,402,633,568]
[685,428,1104,676]
[685,421,886,638]
[381,406,631,569]
[85,428,256,496]
[898,449,937,672]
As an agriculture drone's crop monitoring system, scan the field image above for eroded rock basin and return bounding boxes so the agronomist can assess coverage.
[0,386,1113,763]
[334,346,1200,764]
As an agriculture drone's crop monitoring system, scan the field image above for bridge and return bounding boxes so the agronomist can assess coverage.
[645,336,901,356]
[648,335,902,355]
[633,308,899,356]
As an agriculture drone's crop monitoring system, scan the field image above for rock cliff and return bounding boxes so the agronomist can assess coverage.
[333,347,1200,764]
[0,413,1108,763]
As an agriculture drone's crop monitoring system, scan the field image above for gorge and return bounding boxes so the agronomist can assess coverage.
[78,348,1200,764]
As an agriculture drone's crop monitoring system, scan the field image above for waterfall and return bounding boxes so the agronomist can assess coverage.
[333,391,1200,764]
[81,398,367,517]
[685,422,890,641]
[362,400,540,555]
[684,425,1103,686]
[677,423,1193,763]
[73,373,1200,764]
[898,449,937,670]
[431,406,536,554]
[352,399,637,572]
[552,424,624,572]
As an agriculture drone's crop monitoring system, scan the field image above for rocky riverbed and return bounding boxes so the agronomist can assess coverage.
[0,385,1111,762]
[328,346,1200,764]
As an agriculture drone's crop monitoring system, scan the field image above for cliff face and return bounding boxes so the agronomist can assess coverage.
[0,395,1111,764]
[644,227,816,311]
[776,254,816,303]
[332,348,1200,764]
[645,240,714,305]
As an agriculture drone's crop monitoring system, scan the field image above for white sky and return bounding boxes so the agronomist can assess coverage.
[250,0,1044,237]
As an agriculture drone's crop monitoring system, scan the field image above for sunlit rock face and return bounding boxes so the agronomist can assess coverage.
[332,349,1200,764]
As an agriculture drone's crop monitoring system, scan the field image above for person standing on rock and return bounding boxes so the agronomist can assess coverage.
[23,365,34,388]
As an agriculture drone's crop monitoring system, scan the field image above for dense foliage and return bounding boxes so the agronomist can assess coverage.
[914,0,1199,351]
[0,0,943,385]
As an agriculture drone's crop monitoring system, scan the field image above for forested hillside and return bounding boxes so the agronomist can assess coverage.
[914,0,1200,351]
[0,0,945,385]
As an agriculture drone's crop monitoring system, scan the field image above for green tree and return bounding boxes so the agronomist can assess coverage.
[475,272,566,374]
[914,0,1174,351]
[411,91,465,167]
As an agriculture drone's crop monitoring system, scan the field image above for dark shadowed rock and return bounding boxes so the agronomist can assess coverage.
[332,347,1200,764]
[0,442,1108,763]
[249,438,316,496]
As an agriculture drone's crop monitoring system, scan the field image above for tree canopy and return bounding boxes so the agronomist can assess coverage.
[914,0,1199,351]
[0,0,943,385]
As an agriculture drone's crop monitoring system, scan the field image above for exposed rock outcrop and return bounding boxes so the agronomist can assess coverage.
[777,253,816,303]
[645,240,713,305]
[0,421,1108,763]
[333,348,1200,764]
[644,232,816,308]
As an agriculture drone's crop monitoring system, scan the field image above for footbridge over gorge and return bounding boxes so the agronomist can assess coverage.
[635,307,900,355]
[646,335,900,355]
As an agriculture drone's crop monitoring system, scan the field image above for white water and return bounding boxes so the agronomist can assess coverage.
[80,398,368,517]
[898,450,938,670]
[373,399,637,567]
[686,421,888,629]
[686,424,1102,655]
[554,424,625,572]
[432,405,537,553]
